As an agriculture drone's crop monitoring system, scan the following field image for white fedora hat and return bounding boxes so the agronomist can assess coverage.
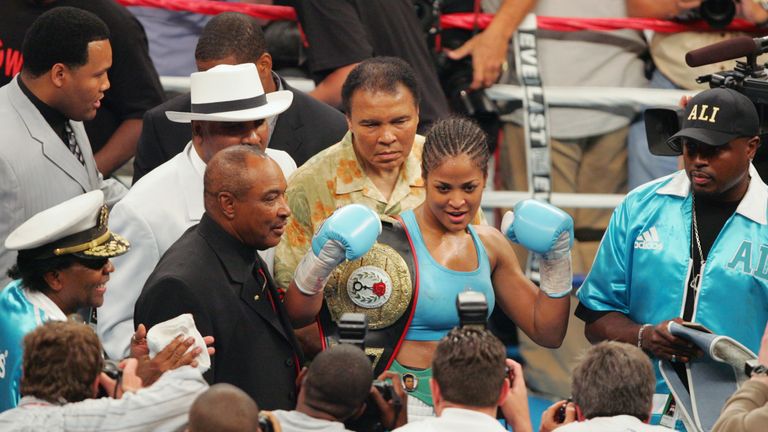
[166,63,293,123]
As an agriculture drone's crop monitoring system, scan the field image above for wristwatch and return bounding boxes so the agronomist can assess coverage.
[745,359,768,377]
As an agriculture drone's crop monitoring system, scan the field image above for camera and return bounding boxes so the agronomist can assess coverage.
[337,312,368,350]
[258,411,277,432]
[371,380,395,401]
[335,313,401,432]
[97,359,123,398]
[415,0,502,152]
[744,358,768,377]
[555,398,573,423]
[644,36,768,175]
[699,0,737,29]
[456,291,489,329]
[102,359,122,381]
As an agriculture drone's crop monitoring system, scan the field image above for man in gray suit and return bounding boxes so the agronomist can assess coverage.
[0,7,127,286]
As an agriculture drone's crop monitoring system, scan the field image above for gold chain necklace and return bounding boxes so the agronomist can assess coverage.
[690,193,705,292]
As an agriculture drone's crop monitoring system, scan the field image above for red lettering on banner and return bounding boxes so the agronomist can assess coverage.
[0,39,24,79]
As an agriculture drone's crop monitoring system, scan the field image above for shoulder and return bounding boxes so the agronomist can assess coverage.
[287,139,346,185]
[410,134,425,158]
[624,172,681,206]
[70,0,143,34]
[265,148,297,177]
[0,281,25,305]
[473,224,509,256]
[135,151,189,186]
[147,93,191,118]
[119,154,188,205]
[393,418,439,432]
[152,227,211,271]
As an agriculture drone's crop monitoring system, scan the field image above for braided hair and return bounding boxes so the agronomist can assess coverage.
[422,117,490,178]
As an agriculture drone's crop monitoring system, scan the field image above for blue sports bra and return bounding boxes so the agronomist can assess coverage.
[401,209,494,341]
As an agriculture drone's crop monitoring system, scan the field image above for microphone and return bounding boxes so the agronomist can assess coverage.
[685,36,768,68]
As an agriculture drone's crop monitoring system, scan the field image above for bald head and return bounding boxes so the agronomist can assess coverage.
[203,145,268,214]
[203,145,290,249]
[188,384,260,432]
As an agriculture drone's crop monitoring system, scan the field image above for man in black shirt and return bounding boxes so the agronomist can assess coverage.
[285,0,450,129]
[134,145,304,410]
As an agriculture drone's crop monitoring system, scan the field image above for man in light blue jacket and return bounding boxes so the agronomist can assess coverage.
[577,87,768,427]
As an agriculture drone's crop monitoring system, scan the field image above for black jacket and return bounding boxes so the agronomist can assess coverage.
[134,214,303,410]
[132,76,347,183]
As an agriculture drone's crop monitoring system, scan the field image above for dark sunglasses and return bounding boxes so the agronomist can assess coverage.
[76,257,109,270]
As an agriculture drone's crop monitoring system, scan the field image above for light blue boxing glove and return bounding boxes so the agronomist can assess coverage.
[501,199,574,298]
[294,204,382,295]
[501,199,574,258]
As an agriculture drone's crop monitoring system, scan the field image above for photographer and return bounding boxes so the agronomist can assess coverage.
[577,87,768,427]
[271,344,407,432]
[0,321,208,431]
[188,384,262,432]
[394,327,532,432]
[539,341,673,432]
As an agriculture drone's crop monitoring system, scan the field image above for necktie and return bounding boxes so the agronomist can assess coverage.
[64,121,85,166]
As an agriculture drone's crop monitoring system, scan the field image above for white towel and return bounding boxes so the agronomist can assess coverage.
[146,313,211,373]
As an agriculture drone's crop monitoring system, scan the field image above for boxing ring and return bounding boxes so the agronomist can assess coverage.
[117,0,765,211]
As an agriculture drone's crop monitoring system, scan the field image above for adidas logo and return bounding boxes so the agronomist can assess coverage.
[634,226,663,250]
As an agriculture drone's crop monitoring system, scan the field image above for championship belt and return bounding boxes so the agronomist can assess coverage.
[318,218,418,377]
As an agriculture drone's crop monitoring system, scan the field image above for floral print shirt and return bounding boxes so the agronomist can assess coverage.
[274,131,426,289]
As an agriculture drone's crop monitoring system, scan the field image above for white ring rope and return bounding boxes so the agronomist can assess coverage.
[488,85,697,110]
[158,78,690,210]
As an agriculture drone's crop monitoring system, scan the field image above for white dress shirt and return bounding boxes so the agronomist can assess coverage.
[0,366,207,432]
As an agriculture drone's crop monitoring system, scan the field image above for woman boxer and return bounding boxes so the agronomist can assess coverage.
[391,117,573,419]
[288,117,573,422]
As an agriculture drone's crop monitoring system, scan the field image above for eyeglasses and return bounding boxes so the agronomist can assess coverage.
[76,257,109,270]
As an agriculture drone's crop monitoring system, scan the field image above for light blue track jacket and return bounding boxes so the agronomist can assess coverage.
[578,165,768,394]
[0,280,49,412]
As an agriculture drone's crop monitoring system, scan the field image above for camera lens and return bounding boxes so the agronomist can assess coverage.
[700,0,736,28]
[102,359,122,380]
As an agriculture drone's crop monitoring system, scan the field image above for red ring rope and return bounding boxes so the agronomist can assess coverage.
[116,0,296,21]
[116,0,768,34]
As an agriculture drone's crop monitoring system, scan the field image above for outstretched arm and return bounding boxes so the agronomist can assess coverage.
[626,0,702,18]
[447,0,538,89]
[308,64,358,108]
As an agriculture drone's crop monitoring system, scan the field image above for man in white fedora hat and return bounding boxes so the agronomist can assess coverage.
[98,63,295,360]
[0,190,130,412]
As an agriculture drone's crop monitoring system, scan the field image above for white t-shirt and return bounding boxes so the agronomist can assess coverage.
[555,415,675,431]
[394,408,507,432]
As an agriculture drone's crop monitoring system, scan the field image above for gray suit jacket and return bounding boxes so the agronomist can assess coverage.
[0,78,127,285]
